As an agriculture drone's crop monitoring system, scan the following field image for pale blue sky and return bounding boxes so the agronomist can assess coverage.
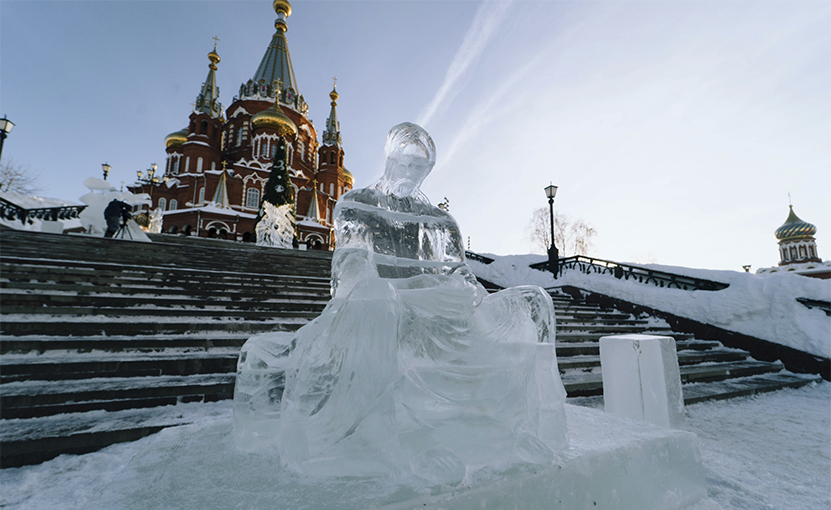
[2,0,829,271]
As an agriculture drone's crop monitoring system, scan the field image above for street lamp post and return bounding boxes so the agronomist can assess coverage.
[135,163,167,226]
[0,116,15,161]
[544,184,559,277]
[102,163,111,181]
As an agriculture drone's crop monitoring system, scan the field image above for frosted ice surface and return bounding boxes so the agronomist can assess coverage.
[148,207,163,234]
[255,202,295,248]
[600,334,685,428]
[234,123,567,481]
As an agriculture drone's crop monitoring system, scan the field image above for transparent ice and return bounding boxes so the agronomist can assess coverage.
[234,123,568,482]
[255,201,295,248]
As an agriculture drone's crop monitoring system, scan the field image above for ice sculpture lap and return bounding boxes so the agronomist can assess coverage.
[234,123,567,481]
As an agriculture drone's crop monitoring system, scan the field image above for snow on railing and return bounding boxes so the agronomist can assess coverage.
[530,255,729,292]
[465,250,495,265]
[0,197,87,225]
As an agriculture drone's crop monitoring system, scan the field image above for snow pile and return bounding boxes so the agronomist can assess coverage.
[468,254,831,359]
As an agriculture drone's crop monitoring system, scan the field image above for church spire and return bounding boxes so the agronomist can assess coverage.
[194,38,222,118]
[322,80,342,147]
[242,0,301,105]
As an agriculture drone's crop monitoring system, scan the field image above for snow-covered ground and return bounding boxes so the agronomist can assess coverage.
[0,382,827,509]
[468,254,831,359]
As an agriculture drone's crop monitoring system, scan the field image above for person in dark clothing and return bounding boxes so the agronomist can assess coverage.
[104,199,131,238]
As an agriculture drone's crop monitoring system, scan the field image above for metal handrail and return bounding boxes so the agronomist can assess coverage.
[465,250,495,265]
[530,255,729,291]
[0,197,87,225]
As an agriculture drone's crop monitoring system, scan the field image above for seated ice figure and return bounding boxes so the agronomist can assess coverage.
[234,123,567,482]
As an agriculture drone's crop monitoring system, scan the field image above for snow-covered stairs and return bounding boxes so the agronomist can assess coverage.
[549,292,821,407]
[0,229,332,467]
[0,229,821,468]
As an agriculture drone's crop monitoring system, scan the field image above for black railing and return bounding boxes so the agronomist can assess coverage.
[0,197,87,225]
[465,250,495,265]
[796,298,831,317]
[530,255,729,291]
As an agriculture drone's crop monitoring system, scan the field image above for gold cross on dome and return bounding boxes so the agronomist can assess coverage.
[332,76,337,86]
[212,36,220,49]
[221,161,227,171]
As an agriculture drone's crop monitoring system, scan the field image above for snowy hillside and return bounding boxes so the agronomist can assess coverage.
[468,254,831,359]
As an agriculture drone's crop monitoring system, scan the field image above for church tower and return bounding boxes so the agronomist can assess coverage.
[132,0,353,246]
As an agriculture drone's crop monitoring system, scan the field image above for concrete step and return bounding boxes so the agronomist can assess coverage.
[0,373,236,419]
[557,348,749,371]
[0,351,240,383]
[555,330,695,343]
[556,339,721,357]
[0,400,232,469]
[0,333,255,354]
[0,319,305,337]
[561,360,786,397]
[0,292,330,311]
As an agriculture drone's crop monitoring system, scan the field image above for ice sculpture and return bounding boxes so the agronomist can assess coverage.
[255,201,295,248]
[148,207,164,234]
[234,123,567,482]
[78,177,151,242]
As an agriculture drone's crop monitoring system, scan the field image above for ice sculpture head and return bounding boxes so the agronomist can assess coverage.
[379,122,436,198]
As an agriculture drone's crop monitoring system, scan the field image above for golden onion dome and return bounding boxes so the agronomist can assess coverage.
[252,102,297,137]
[273,0,291,17]
[208,48,220,66]
[164,127,189,149]
[342,168,354,185]
[775,205,817,240]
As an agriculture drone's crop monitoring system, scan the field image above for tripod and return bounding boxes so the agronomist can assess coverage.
[114,219,133,239]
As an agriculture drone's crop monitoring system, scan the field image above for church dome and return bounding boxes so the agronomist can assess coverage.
[273,0,291,17]
[252,102,297,137]
[775,206,817,240]
[164,127,188,149]
[342,168,354,185]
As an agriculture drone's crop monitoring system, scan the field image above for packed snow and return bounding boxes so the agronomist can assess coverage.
[468,254,831,359]
[1,382,827,509]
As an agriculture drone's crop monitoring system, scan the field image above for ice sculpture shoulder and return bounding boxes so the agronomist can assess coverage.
[234,122,567,483]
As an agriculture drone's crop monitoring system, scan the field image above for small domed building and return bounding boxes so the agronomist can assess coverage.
[757,205,830,279]
[129,0,351,249]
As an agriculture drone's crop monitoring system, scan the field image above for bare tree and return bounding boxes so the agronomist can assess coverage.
[0,159,41,195]
[528,207,597,257]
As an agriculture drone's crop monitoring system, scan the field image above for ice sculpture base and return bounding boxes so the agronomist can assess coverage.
[104,403,708,510]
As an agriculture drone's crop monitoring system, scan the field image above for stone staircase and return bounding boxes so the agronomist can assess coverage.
[0,229,821,468]
[0,229,332,468]
[548,292,820,407]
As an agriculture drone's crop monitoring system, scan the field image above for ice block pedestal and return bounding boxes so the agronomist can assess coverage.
[100,403,708,510]
[600,334,686,429]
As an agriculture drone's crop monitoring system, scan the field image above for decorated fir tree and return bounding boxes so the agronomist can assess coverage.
[254,137,299,248]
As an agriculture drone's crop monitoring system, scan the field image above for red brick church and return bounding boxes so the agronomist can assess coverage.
[129,0,352,249]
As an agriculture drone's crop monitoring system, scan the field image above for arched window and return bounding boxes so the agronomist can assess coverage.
[246,188,260,209]
[201,120,208,134]
[330,183,334,195]
[790,247,797,260]
[799,246,806,259]
[169,199,178,210]
[197,157,203,173]
[236,129,243,146]
[297,141,305,161]
[158,198,167,211]
[809,246,816,258]
[199,187,206,203]
[329,152,336,164]
[171,158,179,175]
[184,156,191,173]
[271,145,277,160]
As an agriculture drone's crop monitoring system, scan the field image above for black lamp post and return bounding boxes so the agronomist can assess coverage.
[545,184,559,277]
[135,163,167,226]
[102,163,111,181]
[0,116,15,161]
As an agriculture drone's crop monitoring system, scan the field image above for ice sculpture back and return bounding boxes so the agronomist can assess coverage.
[234,122,567,483]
